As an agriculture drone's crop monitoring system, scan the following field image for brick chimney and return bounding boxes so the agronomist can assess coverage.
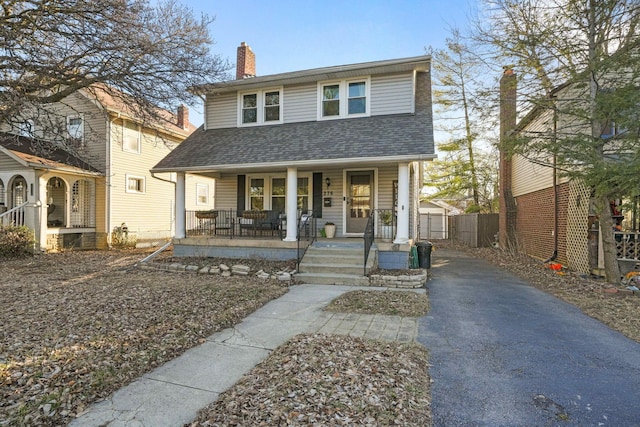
[177,104,189,129]
[236,42,256,80]
[499,66,518,251]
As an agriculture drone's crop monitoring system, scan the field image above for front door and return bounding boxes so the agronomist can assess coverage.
[346,170,373,234]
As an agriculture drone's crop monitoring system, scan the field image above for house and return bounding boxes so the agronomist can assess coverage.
[0,85,213,251]
[418,199,461,240]
[152,43,435,271]
[498,68,640,275]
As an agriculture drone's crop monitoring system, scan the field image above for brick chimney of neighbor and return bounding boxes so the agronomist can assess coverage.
[499,66,518,251]
[236,42,256,80]
[177,104,189,129]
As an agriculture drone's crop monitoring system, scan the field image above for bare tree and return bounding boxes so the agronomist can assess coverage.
[1,0,230,148]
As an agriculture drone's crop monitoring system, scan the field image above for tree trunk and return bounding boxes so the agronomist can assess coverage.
[596,195,621,284]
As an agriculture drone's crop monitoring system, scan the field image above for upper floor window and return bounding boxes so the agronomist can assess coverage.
[67,115,84,143]
[123,121,141,153]
[318,77,370,120]
[18,119,35,137]
[239,88,283,126]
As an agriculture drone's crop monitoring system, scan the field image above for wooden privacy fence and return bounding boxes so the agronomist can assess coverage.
[448,213,499,248]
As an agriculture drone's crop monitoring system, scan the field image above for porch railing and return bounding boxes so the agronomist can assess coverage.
[363,211,375,275]
[0,202,29,227]
[186,209,284,239]
[297,212,317,270]
[615,231,640,260]
[374,208,396,240]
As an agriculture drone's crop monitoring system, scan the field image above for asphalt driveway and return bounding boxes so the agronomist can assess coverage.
[417,249,640,427]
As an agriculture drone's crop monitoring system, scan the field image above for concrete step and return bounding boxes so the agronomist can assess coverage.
[298,262,365,276]
[301,253,363,265]
[294,272,371,286]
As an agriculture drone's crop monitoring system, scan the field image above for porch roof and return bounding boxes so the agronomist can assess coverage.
[0,134,102,176]
[152,113,435,173]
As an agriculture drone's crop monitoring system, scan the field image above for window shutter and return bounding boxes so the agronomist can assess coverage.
[237,175,245,212]
[313,172,322,218]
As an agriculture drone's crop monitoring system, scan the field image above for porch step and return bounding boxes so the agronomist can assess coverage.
[296,241,377,286]
[294,272,371,286]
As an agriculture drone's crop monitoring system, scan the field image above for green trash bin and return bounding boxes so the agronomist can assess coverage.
[416,241,433,269]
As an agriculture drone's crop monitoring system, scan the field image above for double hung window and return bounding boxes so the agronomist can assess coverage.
[67,116,84,143]
[239,88,282,125]
[319,77,370,119]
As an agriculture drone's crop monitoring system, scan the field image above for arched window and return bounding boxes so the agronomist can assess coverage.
[0,179,4,206]
[70,180,95,227]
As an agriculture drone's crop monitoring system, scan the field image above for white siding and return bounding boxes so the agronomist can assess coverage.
[370,73,414,116]
[206,92,237,129]
[283,83,316,123]
[185,175,216,211]
[377,166,398,209]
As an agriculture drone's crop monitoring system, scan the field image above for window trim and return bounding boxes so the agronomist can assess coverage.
[125,174,146,194]
[196,183,209,206]
[237,87,283,126]
[317,77,371,120]
[67,115,84,143]
[123,121,141,154]
[246,173,312,212]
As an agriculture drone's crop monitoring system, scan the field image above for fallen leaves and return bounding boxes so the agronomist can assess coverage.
[325,290,430,317]
[0,249,289,426]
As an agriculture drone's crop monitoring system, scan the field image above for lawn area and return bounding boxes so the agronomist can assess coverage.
[0,250,289,426]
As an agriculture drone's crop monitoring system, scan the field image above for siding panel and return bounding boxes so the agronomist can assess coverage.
[283,83,316,123]
[371,73,414,116]
[206,92,237,129]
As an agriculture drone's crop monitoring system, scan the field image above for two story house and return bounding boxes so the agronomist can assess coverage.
[152,43,435,274]
[0,85,215,251]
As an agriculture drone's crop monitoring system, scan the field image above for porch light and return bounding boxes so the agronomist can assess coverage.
[325,177,331,188]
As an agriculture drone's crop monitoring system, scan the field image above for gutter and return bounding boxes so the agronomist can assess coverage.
[151,154,438,174]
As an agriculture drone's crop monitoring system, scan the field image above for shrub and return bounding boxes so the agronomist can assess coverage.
[111,223,137,249]
[0,225,36,258]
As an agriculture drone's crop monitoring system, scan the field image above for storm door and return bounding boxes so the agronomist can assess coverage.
[346,170,373,233]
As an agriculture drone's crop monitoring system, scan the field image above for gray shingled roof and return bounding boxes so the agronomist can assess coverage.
[153,113,434,172]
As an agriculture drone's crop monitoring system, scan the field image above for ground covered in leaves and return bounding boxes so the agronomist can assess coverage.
[325,290,430,317]
[0,249,289,426]
[190,334,431,427]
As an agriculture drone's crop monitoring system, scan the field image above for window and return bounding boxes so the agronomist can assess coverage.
[239,88,282,126]
[126,175,145,193]
[249,178,264,209]
[123,121,141,153]
[601,120,627,138]
[196,183,209,205]
[18,120,35,137]
[247,175,311,212]
[242,94,257,124]
[318,78,370,119]
[67,116,83,142]
[322,84,340,117]
[264,91,280,121]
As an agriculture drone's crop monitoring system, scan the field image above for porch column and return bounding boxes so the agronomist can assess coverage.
[394,163,410,244]
[36,173,47,251]
[175,172,186,238]
[283,167,298,242]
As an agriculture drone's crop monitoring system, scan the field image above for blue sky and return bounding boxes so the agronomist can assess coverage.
[181,0,478,125]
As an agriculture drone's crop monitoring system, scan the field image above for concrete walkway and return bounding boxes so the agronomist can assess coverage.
[70,284,420,427]
[418,249,640,427]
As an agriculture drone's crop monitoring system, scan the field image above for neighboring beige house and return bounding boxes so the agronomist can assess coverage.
[152,43,435,274]
[0,85,214,251]
[419,199,461,240]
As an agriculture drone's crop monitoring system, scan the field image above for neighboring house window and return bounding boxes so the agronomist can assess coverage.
[196,183,209,205]
[70,180,95,228]
[123,121,141,153]
[601,120,626,138]
[297,177,309,211]
[239,88,283,126]
[18,119,35,137]
[67,116,84,143]
[271,177,286,213]
[126,175,145,193]
[318,78,370,119]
